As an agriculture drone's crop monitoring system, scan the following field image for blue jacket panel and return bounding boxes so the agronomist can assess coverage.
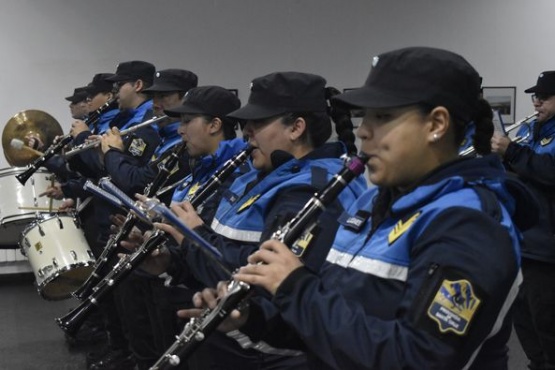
[93,108,119,135]
[241,155,536,370]
[189,142,368,287]
[504,116,555,262]
[103,119,181,195]
[165,138,250,286]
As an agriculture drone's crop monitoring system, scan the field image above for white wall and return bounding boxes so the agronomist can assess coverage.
[0,0,552,168]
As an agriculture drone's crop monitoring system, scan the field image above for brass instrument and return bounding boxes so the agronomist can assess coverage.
[63,115,168,159]
[460,112,539,157]
[2,110,63,167]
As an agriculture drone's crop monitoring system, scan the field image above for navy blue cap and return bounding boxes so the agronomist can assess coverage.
[164,86,241,122]
[228,72,328,120]
[334,47,482,122]
[143,69,198,93]
[105,60,155,85]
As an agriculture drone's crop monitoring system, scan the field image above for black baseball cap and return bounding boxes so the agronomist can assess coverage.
[164,86,241,120]
[334,47,482,122]
[227,72,328,120]
[65,87,88,103]
[524,71,555,94]
[143,69,198,93]
[105,60,155,85]
[85,73,116,96]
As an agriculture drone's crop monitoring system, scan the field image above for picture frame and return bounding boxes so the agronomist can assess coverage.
[342,88,365,118]
[482,86,516,124]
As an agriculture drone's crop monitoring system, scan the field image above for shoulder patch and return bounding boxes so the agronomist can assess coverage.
[388,211,421,245]
[237,194,261,213]
[540,136,554,146]
[427,279,481,335]
[128,137,147,157]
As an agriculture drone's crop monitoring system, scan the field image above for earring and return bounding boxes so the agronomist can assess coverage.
[433,133,439,142]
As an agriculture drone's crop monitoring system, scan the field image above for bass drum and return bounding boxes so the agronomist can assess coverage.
[0,167,63,247]
[20,213,95,300]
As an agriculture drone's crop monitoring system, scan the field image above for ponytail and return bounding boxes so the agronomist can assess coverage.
[326,87,357,155]
[470,98,494,156]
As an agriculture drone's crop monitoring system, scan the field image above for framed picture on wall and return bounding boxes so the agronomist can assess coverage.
[482,86,516,124]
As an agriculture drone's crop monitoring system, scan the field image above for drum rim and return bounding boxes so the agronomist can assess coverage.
[19,213,79,241]
[36,261,96,301]
[0,167,55,175]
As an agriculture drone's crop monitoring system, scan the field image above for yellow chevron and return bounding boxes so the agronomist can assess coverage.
[187,182,201,198]
[388,211,421,245]
[238,194,261,213]
[540,136,554,146]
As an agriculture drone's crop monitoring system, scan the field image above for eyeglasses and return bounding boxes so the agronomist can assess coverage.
[531,93,553,103]
[113,80,135,89]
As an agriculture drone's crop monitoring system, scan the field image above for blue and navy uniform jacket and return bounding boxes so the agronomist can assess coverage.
[165,138,250,286]
[66,99,160,244]
[240,155,538,370]
[92,108,119,135]
[104,119,184,196]
[43,108,121,197]
[189,142,368,288]
[67,99,158,180]
[504,116,555,262]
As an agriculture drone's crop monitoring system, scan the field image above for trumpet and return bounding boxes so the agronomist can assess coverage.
[460,112,538,157]
[63,115,168,159]
[149,153,368,370]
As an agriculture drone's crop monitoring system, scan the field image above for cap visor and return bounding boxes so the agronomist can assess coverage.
[334,87,420,109]
[105,74,130,82]
[227,104,285,120]
[524,85,537,93]
[143,83,178,93]
[164,103,206,117]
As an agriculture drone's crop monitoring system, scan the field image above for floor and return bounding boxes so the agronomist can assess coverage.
[0,268,530,370]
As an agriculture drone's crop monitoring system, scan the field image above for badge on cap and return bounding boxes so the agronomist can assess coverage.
[128,138,147,157]
[156,72,161,78]
[427,279,481,335]
[249,82,254,91]
[372,56,380,67]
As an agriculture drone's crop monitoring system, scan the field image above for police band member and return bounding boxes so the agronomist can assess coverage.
[191,47,537,370]
[491,71,555,370]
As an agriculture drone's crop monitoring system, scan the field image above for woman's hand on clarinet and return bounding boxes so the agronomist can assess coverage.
[234,240,303,296]
[154,201,204,245]
[177,282,248,333]
[118,229,172,276]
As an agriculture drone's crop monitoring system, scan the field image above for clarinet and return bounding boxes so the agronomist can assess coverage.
[72,142,187,300]
[15,99,117,185]
[58,145,254,336]
[57,229,168,338]
[189,145,253,208]
[149,154,368,370]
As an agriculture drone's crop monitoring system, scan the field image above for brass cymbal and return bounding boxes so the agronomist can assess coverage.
[2,110,64,167]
